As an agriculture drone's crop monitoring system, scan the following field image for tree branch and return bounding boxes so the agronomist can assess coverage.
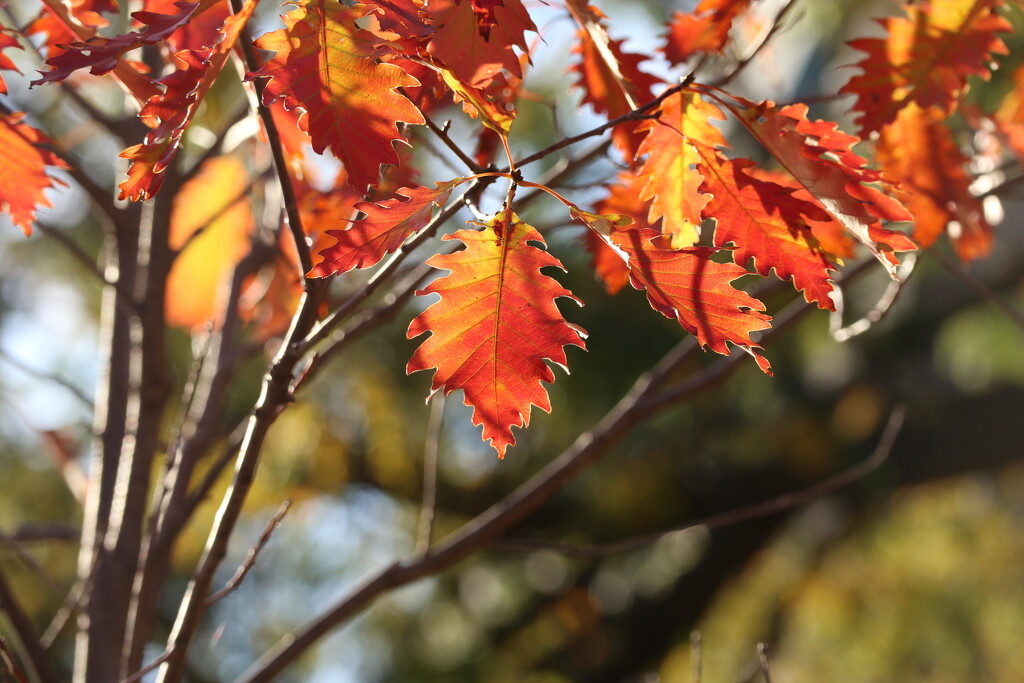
[0,568,58,683]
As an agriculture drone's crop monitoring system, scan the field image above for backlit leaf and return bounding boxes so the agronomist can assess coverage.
[251,0,424,191]
[407,210,586,457]
[0,111,69,235]
[841,0,1013,135]
[310,178,462,276]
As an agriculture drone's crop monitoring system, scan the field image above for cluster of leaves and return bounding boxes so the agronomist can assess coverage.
[2,0,1022,456]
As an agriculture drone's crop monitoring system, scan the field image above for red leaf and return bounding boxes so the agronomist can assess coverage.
[726,98,914,277]
[251,0,424,191]
[426,0,534,88]
[662,0,754,65]
[841,0,1013,134]
[697,148,837,309]
[567,0,657,161]
[310,178,462,276]
[142,0,230,51]
[33,0,208,83]
[119,0,258,200]
[0,111,69,235]
[876,102,992,260]
[407,210,586,457]
[603,225,772,373]
[0,29,23,95]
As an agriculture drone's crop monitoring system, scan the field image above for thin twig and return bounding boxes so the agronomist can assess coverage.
[205,500,292,606]
[831,252,918,342]
[928,248,1024,333]
[497,405,906,558]
[0,568,58,683]
[34,222,138,316]
[40,577,86,649]
[0,346,93,408]
[418,110,486,174]
[0,637,30,683]
[122,647,174,683]
[416,394,446,554]
[757,643,773,683]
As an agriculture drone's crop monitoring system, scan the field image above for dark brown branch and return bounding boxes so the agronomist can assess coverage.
[497,405,906,558]
[416,395,446,554]
[0,346,92,408]
[0,569,58,683]
[418,109,487,174]
[0,637,30,683]
[205,500,292,606]
[928,248,1024,333]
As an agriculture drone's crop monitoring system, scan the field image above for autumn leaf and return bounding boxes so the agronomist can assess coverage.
[407,210,586,457]
[598,224,772,373]
[723,97,913,277]
[0,111,69,235]
[166,156,253,329]
[33,0,209,83]
[697,148,837,309]
[876,102,992,260]
[251,0,424,192]
[426,0,534,88]
[0,29,23,95]
[591,170,653,294]
[118,0,257,200]
[310,178,462,277]
[662,0,754,65]
[635,91,725,248]
[842,0,1012,135]
[567,0,657,160]
[142,0,230,51]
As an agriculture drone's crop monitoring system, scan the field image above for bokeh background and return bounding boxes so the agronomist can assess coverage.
[2,0,1024,681]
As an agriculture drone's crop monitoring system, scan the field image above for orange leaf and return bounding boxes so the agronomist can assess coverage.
[636,91,725,248]
[841,0,1012,135]
[251,0,424,192]
[310,178,462,276]
[567,0,657,160]
[0,29,23,95]
[602,225,772,373]
[407,210,586,457]
[876,102,992,260]
[166,156,253,329]
[727,98,913,277]
[697,148,838,309]
[0,111,69,235]
[662,0,754,65]
[426,0,534,88]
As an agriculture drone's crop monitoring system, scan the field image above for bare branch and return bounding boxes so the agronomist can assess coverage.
[0,637,30,683]
[416,394,446,554]
[928,248,1024,333]
[831,251,918,342]
[0,569,58,683]
[497,405,906,558]
[205,500,292,606]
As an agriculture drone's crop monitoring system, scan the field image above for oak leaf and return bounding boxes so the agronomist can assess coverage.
[407,211,586,457]
[602,225,772,373]
[662,0,754,65]
[310,179,462,276]
[251,0,424,192]
[567,0,657,160]
[0,111,69,235]
[841,0,1012,134]
[426,0,534,88]
[119,0,257,200]
[875,102,992,260]
[727,98,914,277]
[635,91,724,248]
[0,29,23,95]
[697,148,837,309]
